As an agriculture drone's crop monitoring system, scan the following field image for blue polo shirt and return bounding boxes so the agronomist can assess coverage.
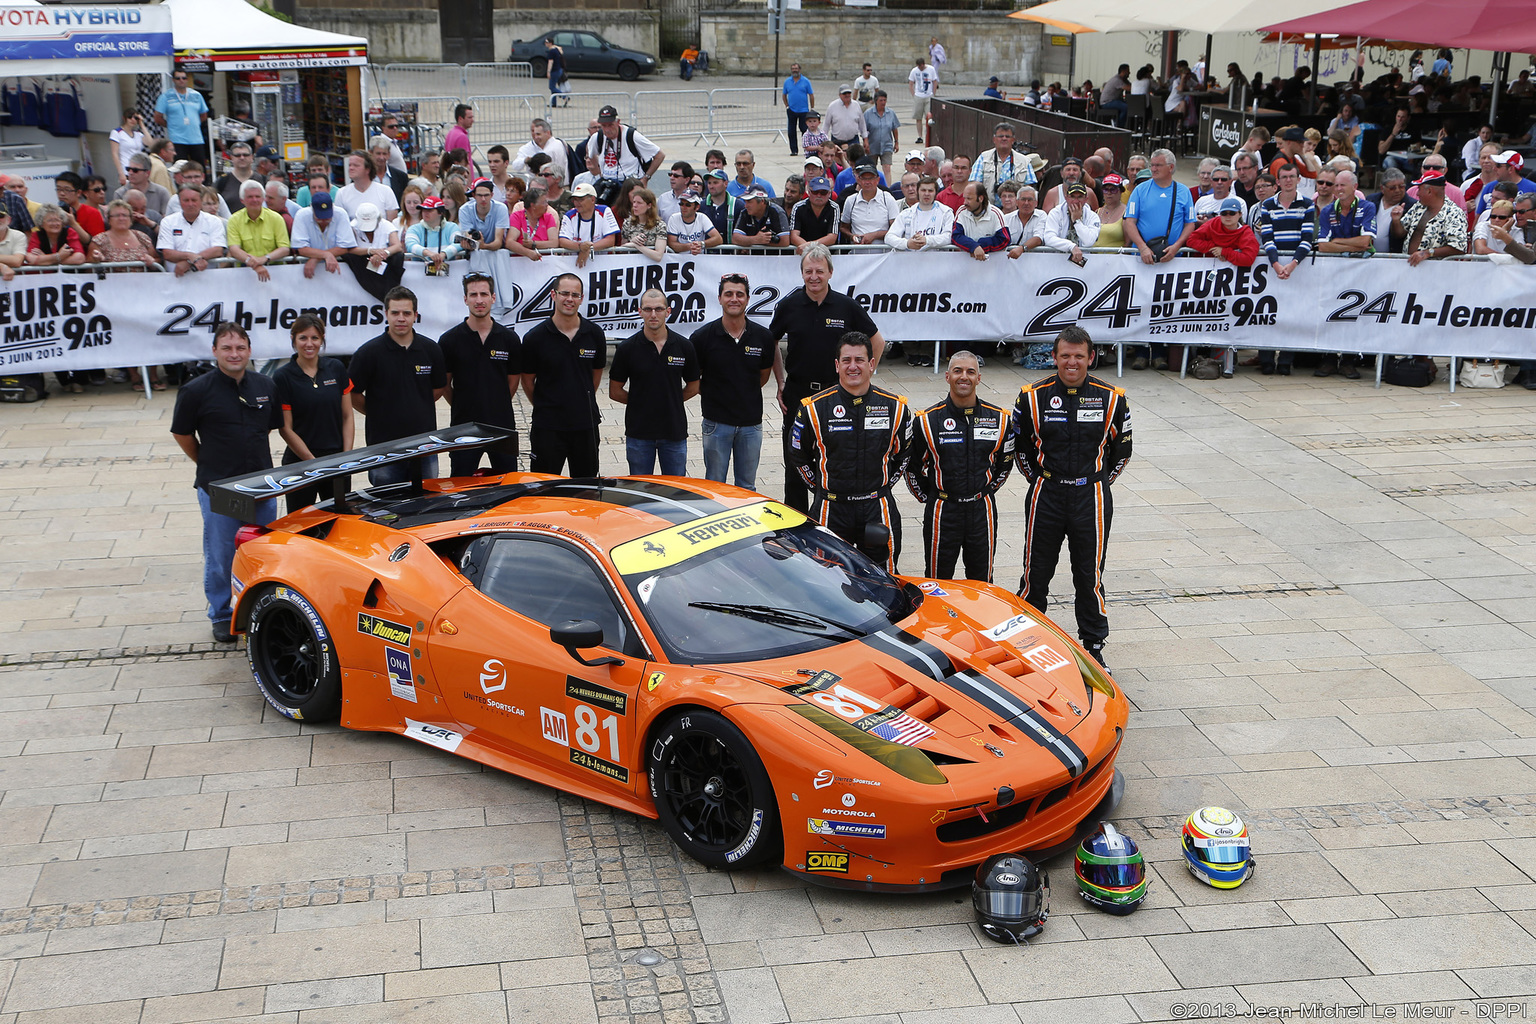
[155,87,209,146]
[782,75,814,114]
[1126,178,1195,245]
[727,176,777,199]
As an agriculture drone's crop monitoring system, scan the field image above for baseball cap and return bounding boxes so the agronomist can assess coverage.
[803,156,824,169]
[680,189,701,204]
[1218,196,1244,214]
[169,159,189,175]
[808,176,832,193]
[353,202,381,230]
[855,159,879,175]
[571,182,598,198]
[989,76,1000,83]
[255,145,279,163]
[419,195,445,210]
[840,84,853,94]
[1063,156,1083,168]
[1133,168,1153,183]
[1494,150,1525,168]
[597,104,619,123]
[905,149,926,163]
[705,167,727,180]
[1278,126,1306,142]
[806,109,821,120]
[1065,182,1088,197]
[311,192,333,216]
[1412,170,1446,188]
[1103,172,1125,188]
[471,176,495,193]
[743,186,769,201]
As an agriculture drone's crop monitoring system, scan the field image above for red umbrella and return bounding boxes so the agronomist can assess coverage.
[1265,0,1536,53]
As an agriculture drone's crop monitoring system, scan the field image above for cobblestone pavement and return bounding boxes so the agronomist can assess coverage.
[0,357,1534,1023]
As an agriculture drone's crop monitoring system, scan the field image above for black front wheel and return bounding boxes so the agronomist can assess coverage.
[247,586,342,722]
[648,710,781,868]
[616,60,640,82]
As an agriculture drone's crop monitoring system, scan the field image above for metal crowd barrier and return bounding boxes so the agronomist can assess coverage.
[384,96,466,138]
[375,62,533,99]
[467,93,639,151]
[632,89,715,143]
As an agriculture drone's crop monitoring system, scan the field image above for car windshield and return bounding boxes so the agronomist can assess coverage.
[622,521,918,664]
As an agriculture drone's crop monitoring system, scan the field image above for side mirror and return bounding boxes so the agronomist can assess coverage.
[863,523,891,551]
[551,619,623,667]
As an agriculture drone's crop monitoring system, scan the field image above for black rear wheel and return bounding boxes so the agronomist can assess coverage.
[648,710,781,868]
[617,60,640,82]
[530,57,548,78]
[247,586,342,722]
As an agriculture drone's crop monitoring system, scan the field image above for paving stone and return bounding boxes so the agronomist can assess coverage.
[419,908,583,968]
[1331,913,1536,974]
[1324,841,1530,893]
[220,921,421,988]
[1148,924,1365,988]
[30,849,225,905]
[4,939,222,1012]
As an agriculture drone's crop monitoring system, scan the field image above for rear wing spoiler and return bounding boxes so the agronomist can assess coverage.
[207,423,519,523]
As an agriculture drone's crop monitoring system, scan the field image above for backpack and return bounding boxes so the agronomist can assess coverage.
[1382,356,1436,387]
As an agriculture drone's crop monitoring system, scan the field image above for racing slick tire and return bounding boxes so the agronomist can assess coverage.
[648,710,782,869]
[246,585,343,723]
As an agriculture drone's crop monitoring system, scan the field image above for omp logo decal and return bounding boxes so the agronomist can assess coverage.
[358,613,411,645]
[805,851,849,874]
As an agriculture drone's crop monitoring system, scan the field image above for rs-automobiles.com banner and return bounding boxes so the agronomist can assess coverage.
[5,251,1535,374]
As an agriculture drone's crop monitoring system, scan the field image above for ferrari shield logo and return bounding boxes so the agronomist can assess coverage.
[647,671,665,692]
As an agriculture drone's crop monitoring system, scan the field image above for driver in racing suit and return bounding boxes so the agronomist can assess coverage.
[1011,326,1132,669]
[791,331,913,572]
[905,349,1014,581]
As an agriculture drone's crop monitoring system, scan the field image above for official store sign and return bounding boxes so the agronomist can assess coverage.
[0,5,173,62]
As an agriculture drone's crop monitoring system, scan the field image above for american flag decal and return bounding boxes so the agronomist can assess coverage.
[870,711,935,746]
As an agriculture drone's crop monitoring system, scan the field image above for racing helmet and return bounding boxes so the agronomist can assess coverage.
[1182,806,1254,889]
[1074,822,1148,914]
[973,853,1049,943]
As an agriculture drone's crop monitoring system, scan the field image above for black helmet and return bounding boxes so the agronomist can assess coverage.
[972,853,1049,943]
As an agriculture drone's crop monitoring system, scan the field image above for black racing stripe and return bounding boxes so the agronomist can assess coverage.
[893,629,957,679]
[861,630,947,681]
[940,671,1086,777]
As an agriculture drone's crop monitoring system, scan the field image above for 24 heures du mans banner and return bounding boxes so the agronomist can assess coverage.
[5,251,1535,374]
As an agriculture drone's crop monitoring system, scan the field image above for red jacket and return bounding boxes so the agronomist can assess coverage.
[1185,216,1259,266]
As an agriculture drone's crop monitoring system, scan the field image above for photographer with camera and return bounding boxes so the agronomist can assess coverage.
[405,195,461,275]
[587,105,665,204]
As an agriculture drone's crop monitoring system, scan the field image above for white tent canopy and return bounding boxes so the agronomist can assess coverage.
[165,0,366,70]
[1010,0,1349,35]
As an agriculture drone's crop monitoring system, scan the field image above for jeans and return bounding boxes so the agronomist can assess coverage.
[786,109,809,154]
[1100,98,1129,126]
[368,454,439,487]
[701,419,763,491]
[626,437,688,476]
[198,487,276,623]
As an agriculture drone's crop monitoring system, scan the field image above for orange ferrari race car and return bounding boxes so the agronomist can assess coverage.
[212,425,1129,891]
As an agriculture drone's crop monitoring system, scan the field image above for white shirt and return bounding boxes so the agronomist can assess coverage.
[512,136,568,175]
[853,74,879,102]
[588,126,661,180]
[1043,203,1102,251]
[666,211,712,245]
[909,66,938,99]
[1471,208,1506,251]
[657,190,688,225]
[354,222,399,250]
[1004,207,1047,246]
[336,180,398,220]
[1462,138,1488,175]
[825,99,866,142]
[290,207,358,250]
[157,209,226,255]
[1131,78,1152,96]
[110,128,146,174]
[840,188,900,236]
[886,202,953,249]
[1194,192,1245,221]
[560,205,620,241]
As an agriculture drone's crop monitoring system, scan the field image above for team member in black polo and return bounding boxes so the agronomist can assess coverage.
[789,175,840,250]
[609,288,700,476]
[273,314,354,514]
[170,322,280,643]
[348,285,446,485]
[439,272,522,476]
[693,272,775,490]
[769,242,885,511]
[520,273,608,477]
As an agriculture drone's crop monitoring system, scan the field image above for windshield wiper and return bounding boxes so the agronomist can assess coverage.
[687,602,870,638]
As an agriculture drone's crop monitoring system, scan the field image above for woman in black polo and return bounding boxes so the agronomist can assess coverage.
[274,316,355,513]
